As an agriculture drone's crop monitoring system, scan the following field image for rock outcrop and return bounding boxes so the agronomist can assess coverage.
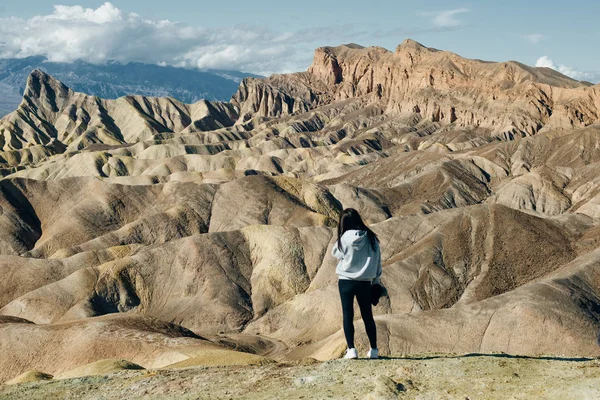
[235,39,599,138]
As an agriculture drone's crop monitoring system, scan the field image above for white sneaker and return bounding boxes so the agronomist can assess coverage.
[344,348,358,359]
[367,348,379,359]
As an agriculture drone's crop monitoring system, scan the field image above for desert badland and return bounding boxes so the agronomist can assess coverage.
[1,39,600,398]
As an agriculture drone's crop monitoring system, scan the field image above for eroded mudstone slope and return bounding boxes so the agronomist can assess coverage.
[1,39,600,386]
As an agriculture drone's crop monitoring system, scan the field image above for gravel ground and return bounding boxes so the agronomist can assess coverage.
[1,354,600,400]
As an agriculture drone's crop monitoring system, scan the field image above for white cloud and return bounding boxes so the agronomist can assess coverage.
[49,3,122,23]
[535,56,600,83]
[524,34,544,44]
[426,8,470,28]
[535,56,557,69]
[0,2,301,75]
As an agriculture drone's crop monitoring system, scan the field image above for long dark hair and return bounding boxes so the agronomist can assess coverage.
[337,208,379,251]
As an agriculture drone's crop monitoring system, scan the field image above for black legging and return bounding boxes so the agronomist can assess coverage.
[338,279,377,349]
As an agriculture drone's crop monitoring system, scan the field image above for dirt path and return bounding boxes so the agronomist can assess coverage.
[2,354,600,399]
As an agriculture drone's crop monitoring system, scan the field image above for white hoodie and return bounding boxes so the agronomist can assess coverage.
[332,229,382,284]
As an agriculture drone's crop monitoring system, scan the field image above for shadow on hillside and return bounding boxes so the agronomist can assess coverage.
[377,353,596,362]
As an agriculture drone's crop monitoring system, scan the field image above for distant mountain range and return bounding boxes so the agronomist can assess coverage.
[0,56,261,116]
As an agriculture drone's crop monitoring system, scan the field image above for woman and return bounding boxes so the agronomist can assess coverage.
[332,208,381,359]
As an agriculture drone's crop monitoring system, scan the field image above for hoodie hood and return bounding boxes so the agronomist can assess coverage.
[340,230,368,250]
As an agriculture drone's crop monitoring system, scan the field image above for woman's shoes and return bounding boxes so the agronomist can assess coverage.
[343,348,379,359]
[367,348,379,359]
[344,348,358,359]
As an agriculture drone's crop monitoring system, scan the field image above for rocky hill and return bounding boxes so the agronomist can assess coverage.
[1,39,600,388]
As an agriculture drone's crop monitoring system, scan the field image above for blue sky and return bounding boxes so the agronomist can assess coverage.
[0,1,598,81]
